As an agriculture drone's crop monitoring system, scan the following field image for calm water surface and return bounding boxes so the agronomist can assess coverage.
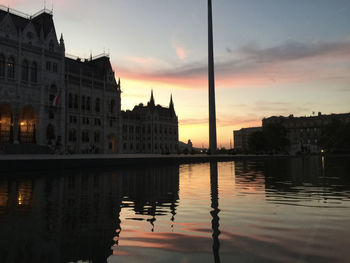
[0,156,350,262]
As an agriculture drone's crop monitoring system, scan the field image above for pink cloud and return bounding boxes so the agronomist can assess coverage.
[176,46,187,60]
[115,39,350,91]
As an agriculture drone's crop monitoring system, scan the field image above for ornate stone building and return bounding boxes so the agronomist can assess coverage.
[65,55,121,154]
[121,91,178,154]
[0,7,65,149]
[0,7,121,154]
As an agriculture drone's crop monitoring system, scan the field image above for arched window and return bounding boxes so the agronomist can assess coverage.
[0,54,5,77]
[49,40,54,52]
[7,57,15,79]
[95,98,100,112]
[30,62,37,82]
[21,60,29,81]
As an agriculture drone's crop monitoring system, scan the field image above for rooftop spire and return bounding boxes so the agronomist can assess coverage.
[169,94,174,110]
[149,89,155,107]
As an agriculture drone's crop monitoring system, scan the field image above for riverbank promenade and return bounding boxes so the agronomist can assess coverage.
[0,154,287,172]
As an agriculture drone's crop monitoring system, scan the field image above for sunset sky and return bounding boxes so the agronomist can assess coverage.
[3,0,350,148]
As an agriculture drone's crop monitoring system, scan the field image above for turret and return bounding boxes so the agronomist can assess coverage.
[169,94,174,112]
[59,33,65,50]
[148,89,155,107]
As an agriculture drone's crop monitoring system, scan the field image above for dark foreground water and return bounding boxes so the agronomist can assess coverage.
[0,157,350,263]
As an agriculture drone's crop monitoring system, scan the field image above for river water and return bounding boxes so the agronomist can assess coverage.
[0,156,349,263]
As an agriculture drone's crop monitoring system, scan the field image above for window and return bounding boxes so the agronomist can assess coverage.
[21,60,29,81]
[95,98,100,112]
[69,115,77,124]
[49,40,54,52]
[49,85,57,106]
[46,61,51,71]
[82,130,89,143]
[68,129,77,142]
[81,96,86,110]
[94,131,100,143]
[74,94,79,109]
[53,63,58,73]
[68,93,73,109]
[86,97,91,111]
[30,62,37,82]
[94,118,101,126]
[7,57,15,79]
[0,54,5,77]
[82,117,90,125]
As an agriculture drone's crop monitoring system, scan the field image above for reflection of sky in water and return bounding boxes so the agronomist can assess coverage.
[0,157,349,263]
[110,157,350,263]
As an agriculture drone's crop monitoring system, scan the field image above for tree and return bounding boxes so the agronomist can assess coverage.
[248,131,266,153]
[248,123,290,153]
[319,119,350,152]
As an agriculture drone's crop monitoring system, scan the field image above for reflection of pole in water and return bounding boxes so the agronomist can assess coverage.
[210,162,221,263]
[112,210,122,256]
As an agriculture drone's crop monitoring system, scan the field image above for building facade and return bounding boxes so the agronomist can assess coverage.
[0,7,122,154]
[263,112,350,154]
[233,127,262,152]
[0,7,65,149]
[121,91,178,154]
[65,55,121,154]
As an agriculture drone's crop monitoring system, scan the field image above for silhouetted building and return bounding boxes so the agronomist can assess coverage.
[65,55,121,154]
[233,127,262,152]
[263,112,350,154]
[121,91,178,154]
[0,7,121,153]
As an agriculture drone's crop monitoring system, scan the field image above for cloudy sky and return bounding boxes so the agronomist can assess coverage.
[3,0,350,148]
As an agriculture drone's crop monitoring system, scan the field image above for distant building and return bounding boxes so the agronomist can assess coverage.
[121,91,178,154]
[233,127,262,152]
[179,139,193,153]
[263,112,350,154]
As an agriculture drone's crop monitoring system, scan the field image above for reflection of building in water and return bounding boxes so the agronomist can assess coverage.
[233,161,266,193]
[120,165,179,232]
[248,157,350,196]
[0,165,180,262]
[264,157,323,192]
